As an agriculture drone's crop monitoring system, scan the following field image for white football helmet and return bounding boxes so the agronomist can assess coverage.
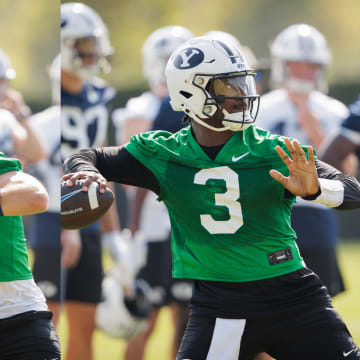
[204,31,242,51]
[0,49,16,80]
[142,26,194,94]
[61,2,113,78]
[48,54,60,105]
[96,271,152,340]
[270,24,331,93]
[204,31,258,69]
[165,36,260,132]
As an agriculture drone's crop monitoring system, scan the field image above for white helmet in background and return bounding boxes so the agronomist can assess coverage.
[142,26,194,95]
[0,49,16,80]
[61,2,113,78]
[96,272,152,340]
[165,36,259,132]
[270,24,331,93]
[48,54,60,105]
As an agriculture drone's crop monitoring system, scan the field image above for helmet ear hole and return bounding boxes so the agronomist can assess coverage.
[179,90,193,99]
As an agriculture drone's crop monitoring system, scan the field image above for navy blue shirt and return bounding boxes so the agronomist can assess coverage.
[342,96,360,159]
[151,96,185,133]
[61,80,115,160]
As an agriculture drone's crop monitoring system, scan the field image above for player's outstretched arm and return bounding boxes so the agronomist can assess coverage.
[271,137,360,209]
[0,171,48,216]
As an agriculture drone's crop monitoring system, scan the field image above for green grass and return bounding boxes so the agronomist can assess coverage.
[332,241,360,344]
[56,241,360,359]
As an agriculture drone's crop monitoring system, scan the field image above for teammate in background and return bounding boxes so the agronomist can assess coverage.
[321,96,360,170]
[63,36,360,360]
[0,48,46,164]
[112,26,194,360]
[256,24,356,298]
[61,3,124,360]
[0,155,61,359]
[29,55,62,327]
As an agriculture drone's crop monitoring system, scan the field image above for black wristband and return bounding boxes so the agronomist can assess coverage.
[302,185,322,200]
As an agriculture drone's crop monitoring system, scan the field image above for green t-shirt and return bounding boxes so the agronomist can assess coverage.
[0,153,33,281]
[126,125,306,282]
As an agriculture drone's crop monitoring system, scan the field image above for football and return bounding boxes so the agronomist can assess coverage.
[61,180,114,230]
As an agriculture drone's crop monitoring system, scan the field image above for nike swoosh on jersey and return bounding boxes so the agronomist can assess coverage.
[232,152,250,162]
[343,348,356,357]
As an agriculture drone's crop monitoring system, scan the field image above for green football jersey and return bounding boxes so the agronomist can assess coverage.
[126,125,306,282]
[0,153,33,281]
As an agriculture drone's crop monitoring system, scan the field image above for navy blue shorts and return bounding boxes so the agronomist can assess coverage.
[64,229,103,303]
[137,239,192,307]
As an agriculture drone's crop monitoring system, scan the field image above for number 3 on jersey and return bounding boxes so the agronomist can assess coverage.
[194,166,243,234]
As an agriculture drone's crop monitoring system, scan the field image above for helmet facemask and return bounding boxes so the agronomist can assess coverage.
[63,35,112,78]
[192,71,260,132]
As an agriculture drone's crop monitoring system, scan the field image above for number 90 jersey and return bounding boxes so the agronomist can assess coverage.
[125,126,306,282]
[61,80,115,160]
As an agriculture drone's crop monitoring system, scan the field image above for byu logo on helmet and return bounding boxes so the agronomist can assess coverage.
[174,48,204,69]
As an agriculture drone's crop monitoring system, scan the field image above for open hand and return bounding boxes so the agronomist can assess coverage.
[270,138,319,197]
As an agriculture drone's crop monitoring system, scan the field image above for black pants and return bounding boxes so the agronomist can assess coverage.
[178,308,360,360]
[178,269,360,360]
[0,311,61,360]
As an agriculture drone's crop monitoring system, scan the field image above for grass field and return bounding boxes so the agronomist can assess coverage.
[56,240,360,360]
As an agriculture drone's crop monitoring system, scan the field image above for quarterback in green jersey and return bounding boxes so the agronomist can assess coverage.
[63,36,360,359]
[0,154,61,359]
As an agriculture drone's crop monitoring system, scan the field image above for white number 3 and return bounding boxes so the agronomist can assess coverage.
[194,166,243,234]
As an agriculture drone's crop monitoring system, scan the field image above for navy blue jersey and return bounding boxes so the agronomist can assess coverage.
[342,96,360,159]
[61,80,115,160]
[151,96,185,133]
[61,79,115,233]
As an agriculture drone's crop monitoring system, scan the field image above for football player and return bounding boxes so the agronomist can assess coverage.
[256,24,356,298]
[0,154,61,359]
[63,36,360,360]
[322,96,360,169]
[112,26,194,360]
[60,3,124,360]
[0,48,46,164]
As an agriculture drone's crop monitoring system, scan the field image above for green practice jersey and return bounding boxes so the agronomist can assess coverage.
[126,125,306,282]
[0,153,33,282]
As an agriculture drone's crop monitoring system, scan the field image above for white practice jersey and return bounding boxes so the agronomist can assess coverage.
[112,91,161,145]
[0,279,48,319]
[0,108,26,157]
[257,88,349,208]
[30,106,61,212]
[113,92,170,242]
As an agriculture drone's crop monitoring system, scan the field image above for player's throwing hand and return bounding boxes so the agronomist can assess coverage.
[62,171,108,193]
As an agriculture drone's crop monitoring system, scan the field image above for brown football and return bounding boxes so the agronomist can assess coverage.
[61,180,114,230]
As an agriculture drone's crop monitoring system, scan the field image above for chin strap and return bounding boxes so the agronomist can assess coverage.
[192,113,231,132]
[191,110,253,133]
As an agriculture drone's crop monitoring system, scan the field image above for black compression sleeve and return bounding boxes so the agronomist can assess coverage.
[314,159,360,210]
[63,146,161,195]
